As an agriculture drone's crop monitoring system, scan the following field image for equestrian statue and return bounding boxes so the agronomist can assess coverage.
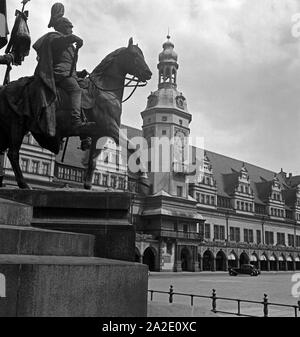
[0,2,152,190]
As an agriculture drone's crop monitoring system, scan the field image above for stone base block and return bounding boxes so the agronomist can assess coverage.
[0,255,148,317]
[0,225,94,257]
[0,198,32,226]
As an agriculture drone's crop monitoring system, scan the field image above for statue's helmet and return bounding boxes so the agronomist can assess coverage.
[48,2,65,28]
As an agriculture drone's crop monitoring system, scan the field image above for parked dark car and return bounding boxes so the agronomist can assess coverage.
[229,264,260,276]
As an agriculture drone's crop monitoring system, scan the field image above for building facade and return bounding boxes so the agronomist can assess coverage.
[1,36,300,273]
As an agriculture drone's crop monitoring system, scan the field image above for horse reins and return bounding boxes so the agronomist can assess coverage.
[87,72,148,103]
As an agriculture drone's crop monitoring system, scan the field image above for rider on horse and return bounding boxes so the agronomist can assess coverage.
[32,3,95,137]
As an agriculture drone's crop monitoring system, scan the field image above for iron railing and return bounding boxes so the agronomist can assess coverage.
[148,286,300,317]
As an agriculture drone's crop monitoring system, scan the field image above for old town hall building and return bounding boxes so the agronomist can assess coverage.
[1,36,300,273]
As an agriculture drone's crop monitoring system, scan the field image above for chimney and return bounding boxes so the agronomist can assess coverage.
[289,173,293,179]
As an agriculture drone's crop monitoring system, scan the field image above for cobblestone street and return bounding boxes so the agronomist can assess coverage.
[148,271,300,317]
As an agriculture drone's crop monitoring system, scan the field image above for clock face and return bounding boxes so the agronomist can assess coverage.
[174,130,185,162]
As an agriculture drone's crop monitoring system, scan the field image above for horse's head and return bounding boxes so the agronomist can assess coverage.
[122,38,152,82]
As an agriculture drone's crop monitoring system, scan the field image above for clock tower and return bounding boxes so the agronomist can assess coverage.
[141,35,192,197]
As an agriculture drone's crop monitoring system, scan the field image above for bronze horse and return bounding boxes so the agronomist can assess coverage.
[0,38,152,189]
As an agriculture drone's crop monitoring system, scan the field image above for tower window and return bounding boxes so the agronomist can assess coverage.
[179,119,183,125]
[177,186,183,197]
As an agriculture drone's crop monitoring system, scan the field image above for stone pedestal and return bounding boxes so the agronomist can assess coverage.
[0,189,135,262]
[0,193,148,317]
[0,255,147,317]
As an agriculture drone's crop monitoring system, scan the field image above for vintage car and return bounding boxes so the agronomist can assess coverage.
[228,264,260,276]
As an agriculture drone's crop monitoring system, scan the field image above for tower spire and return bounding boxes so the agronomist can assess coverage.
[157,34,178,89]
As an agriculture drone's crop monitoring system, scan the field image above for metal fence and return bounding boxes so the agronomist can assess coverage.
[148,286,300,317]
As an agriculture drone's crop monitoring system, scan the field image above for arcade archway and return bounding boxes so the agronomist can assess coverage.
[278,254,286,271]
[287,255,294,271]
[260,253,269,271]
[228,251,238,268]
[240,252,250,266]
[250,253,259,269]
[181,247,193,272]
[143,247,157,271]
[203,250,214,271]
[269,254,277,271]
[216,250,227,271]
[295,256,300,270]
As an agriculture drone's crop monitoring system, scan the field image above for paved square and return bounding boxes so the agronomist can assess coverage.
[148,272,300,317]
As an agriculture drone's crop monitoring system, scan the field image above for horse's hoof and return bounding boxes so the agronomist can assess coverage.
[19,183,32,190]
[84,183,92,190]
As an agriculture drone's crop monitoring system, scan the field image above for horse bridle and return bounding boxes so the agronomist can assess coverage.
[87,72,148,103]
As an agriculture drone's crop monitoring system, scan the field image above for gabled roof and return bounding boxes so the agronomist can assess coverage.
[204,150,286,205]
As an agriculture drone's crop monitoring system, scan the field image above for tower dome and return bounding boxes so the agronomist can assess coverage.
[159,35,178,63]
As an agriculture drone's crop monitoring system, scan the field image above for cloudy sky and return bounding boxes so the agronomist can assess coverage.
[2,0,300,175]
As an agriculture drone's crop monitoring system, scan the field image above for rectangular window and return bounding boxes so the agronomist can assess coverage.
[277,232,285,246]
[288,234,294,247]
[94,173,101,185]
[76,170,83,183]
[32,161,39,174]
[214,225,225,241]
[20,158,29,172]
[41,162,50,176]
[204,223,210,239]
[162,130,167,135]
[118,177,126,190]
[230,227,241,242]
[296,236,300,247]
[58,167,64,179]
[265,231,274,245]
[111,176,117,188]
[201,194,205,204]
[199,223,204,239]
[70,169,76,181]
[249,229,253,243]
[256,230,261,244]
[206,195,210,204]
[177,186,183,197]
[244,229,249,243]
[162,116,167,121]
[102,174,108,186]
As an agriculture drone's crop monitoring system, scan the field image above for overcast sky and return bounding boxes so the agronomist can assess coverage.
[2,0,300,175]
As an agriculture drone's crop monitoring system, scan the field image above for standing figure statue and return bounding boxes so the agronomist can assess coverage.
[33,3,95,137]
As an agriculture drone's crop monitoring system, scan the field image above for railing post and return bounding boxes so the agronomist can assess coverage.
[212,289,217,313]
[263,294,268,317]
[191,295,194,306]
[150,290,153,301]
[169,285,174,303]
[237,300,241,316]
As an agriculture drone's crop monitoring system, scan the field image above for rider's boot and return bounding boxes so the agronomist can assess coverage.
[70,91,96,135]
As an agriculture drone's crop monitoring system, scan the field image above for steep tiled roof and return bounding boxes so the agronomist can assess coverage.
[55,125,292,206]
[204,151,279,204]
